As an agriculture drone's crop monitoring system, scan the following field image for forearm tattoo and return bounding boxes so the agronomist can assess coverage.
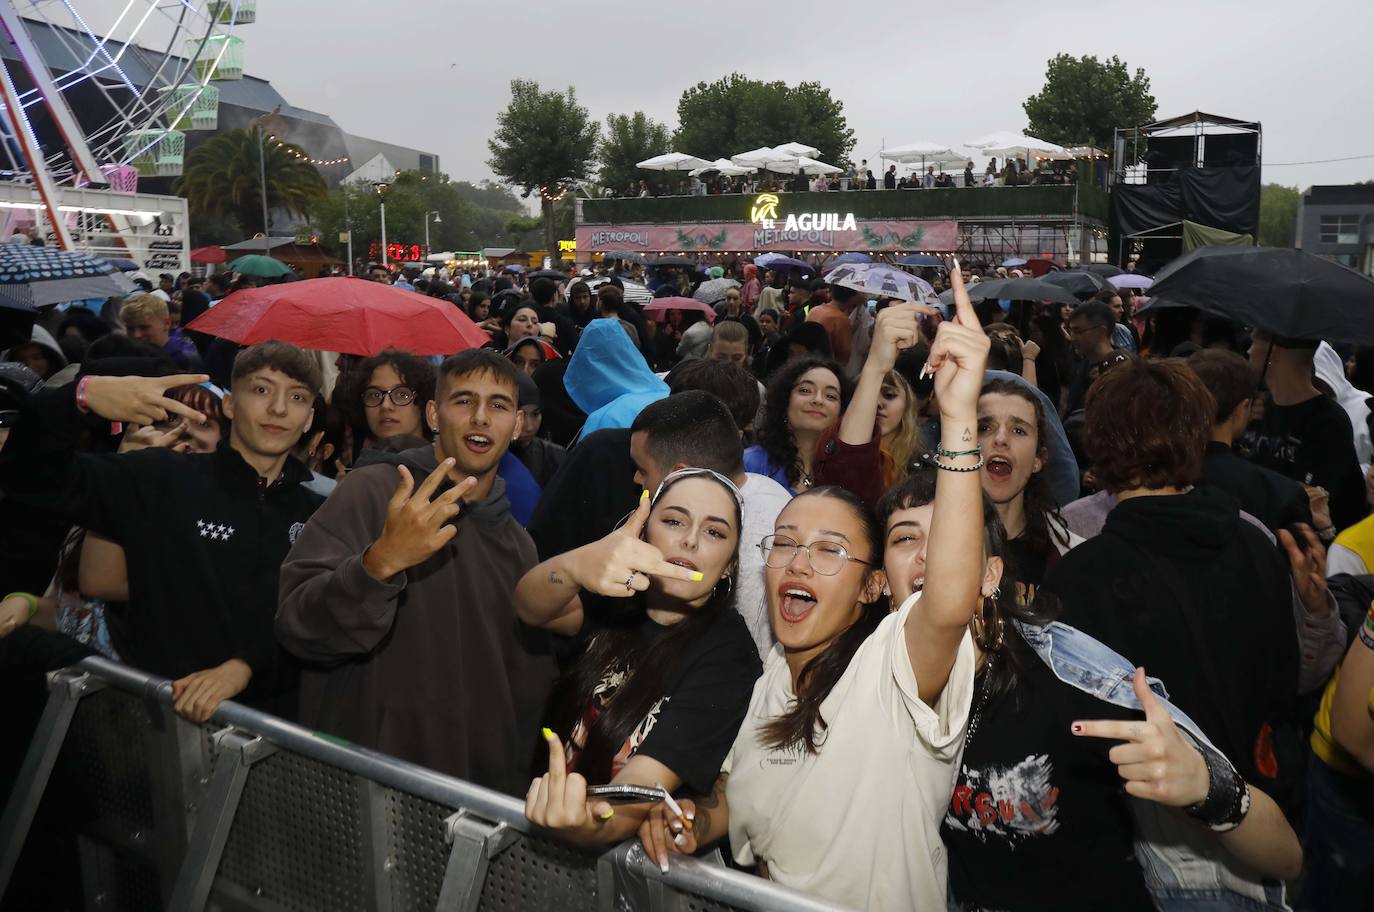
[693,771,728,839]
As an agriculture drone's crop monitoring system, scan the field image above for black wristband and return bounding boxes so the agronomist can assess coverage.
[1185,749,1250,832]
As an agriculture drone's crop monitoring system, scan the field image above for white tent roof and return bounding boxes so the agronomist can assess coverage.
[769,155,843,176]
[774,140,821,158]
[879,141,965,165]
[730,146,794,167]
[690,157,753,177]
[963,131,1065,160]
[636,152,713,171]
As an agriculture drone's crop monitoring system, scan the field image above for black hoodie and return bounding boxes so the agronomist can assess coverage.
[0,382,323,710]
[1043,487,1299,797]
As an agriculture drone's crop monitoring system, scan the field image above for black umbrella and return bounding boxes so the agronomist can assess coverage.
[1040,270,1105,300]
[648,255,696,267]
[1139,246,1374,344]
[601,250,645,263]
[967,277,1080,306]
[1077,263,1124,278]
[527,269,567,280]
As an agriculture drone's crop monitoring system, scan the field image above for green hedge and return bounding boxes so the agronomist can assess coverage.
[582,185,1108,225]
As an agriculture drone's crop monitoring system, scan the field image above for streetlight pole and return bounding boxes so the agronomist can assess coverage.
[257,123,270,254]
[373,181,389,267]
[344,186,353,275]
[423,210,441,259]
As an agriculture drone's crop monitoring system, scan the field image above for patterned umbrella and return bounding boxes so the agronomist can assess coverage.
[0,243,130,311]
[581,276,653,305]
[825,263,938,304]
[693,277,741,305]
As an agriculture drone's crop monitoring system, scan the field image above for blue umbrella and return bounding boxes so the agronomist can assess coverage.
[827,252,872,266]
[1002,257,1028,268]
[756,254,812,272]
[502,264,527,274]
[0,244,130,311]
[896,254,944,268]
[101,257,141,272]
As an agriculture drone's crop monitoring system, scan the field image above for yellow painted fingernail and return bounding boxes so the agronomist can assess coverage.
[691,571,704,581]
[641,489,650,501]
[541,727,554,740]
[598,808,614,820]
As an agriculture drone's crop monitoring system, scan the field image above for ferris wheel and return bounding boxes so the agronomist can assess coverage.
[0,1,255,252]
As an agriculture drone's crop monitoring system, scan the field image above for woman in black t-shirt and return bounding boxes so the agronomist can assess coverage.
[877,468,1303,912]
[515,467,762,845]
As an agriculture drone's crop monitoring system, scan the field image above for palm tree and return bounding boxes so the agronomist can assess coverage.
[175,129,327,233]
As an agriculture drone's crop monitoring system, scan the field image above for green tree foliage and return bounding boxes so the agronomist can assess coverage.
[311,171,486,267]
[598,111,672,194]
[1258,184,1301,248]
[176,128,327,233]
[1023,54,1157,149]
[672,74,856,168]
[487,79,599,257]
[451,180,523,212]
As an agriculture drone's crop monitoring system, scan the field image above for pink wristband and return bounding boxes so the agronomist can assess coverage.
[74,376,91,413]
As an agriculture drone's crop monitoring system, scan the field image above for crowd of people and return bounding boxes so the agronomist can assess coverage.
[2,244,1374,912]
[612,156,1078,198]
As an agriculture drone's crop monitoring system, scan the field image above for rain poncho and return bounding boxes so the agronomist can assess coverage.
[1314,341,1372,473]
[563,318,668,439]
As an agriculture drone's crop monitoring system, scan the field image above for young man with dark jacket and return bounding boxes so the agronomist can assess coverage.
[0,341,324,721]
[276,349,556,795]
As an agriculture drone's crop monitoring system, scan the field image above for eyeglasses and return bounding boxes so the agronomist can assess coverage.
[361,385,415,408]
[759,534,871,576]
[0,410,18,429]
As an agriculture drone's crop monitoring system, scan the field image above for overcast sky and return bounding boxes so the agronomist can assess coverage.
[158,0,1374,193]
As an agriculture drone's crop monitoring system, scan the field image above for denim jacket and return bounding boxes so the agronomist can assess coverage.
[1015,619,1290,911]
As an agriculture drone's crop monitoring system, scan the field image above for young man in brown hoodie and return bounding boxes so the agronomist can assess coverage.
[276,349,555,795]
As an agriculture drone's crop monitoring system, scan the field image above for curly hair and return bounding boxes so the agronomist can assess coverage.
[1085,358,1213,493]
[755,355,851,488]
[338,349,437,445]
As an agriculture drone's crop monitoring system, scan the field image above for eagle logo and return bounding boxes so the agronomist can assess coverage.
[750,193,780,225]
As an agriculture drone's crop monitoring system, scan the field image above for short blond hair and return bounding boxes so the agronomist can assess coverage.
[120,293,168,325]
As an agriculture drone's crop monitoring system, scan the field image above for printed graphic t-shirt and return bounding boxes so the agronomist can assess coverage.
[941,646,1154,912]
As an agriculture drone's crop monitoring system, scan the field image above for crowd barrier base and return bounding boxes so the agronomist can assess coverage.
[0,657,849,911]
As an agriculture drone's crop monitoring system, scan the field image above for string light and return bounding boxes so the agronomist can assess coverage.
[266,135,350,166]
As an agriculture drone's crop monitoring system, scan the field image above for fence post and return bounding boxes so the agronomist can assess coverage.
[0,669,103,895]
[166,727,277,912]
[434,809,518,912]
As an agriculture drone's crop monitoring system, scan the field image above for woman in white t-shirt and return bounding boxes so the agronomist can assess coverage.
[638,264,994,910]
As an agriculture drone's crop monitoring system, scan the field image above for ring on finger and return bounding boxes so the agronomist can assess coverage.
[624,571,638,591]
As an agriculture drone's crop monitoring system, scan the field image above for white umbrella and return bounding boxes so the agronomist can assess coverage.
[964,131,1065,162]
[636,151,714,171]
[730,146,796,169]
[879,141,965,166]
[774,140,822,158]
[689,157,753,177]
[770,155,843,176]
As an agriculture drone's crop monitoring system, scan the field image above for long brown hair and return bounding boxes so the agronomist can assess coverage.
[759,486,885,754]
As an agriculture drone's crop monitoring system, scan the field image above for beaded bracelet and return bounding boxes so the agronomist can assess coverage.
[933,456,986,473]
[5,591,38,619]
[935,443,983,459]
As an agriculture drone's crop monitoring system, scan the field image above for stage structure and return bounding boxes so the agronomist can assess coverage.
[1109,111,1262,269]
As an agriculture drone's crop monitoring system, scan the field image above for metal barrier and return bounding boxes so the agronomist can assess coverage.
[0,657,847,912]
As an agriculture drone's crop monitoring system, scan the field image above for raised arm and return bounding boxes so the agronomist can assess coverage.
[906,262,990,705]
[838,303,931,446]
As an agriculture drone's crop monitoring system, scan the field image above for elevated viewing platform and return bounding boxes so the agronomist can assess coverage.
[576,184,1109,264]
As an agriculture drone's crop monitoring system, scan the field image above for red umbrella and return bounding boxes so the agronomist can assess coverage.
[190,245,226,265]
[185,277,491,356]
[640,296,717,323]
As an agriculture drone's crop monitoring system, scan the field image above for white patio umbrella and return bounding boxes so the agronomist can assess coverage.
[769,155,843,176]
[880,141,966,166]
[774,140,822,158]
[730,146,797,169]
[964,131,1066,162]
[689,157,753,177]
[636,151,714,171]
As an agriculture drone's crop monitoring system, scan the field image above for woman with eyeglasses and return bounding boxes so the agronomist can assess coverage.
[516,468,762,849]
[342,350,436,456]
[637,265,992,910]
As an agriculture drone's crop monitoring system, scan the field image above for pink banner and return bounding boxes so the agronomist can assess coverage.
[576,219,958,254]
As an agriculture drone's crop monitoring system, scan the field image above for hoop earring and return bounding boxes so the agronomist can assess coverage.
[969,594,1005,652]
[714,575,733,600]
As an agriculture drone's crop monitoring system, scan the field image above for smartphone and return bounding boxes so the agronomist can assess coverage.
[584,784,667,804]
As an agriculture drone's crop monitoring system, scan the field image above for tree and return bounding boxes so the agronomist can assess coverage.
[175,128,327,234]
[1023,54,1157,149]
[311,171,483,268]
[672,74,855,168]
[487,79,599,257]
[451,180,523,212]
[598,111,672,194]
[1258,184,1301,248]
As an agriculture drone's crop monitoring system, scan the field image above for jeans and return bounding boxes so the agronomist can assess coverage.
[1296,755,1374,911]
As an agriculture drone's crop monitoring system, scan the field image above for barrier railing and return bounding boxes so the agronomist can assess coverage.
[0,657,848,911]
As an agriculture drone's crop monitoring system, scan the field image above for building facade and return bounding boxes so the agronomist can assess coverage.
[1296,184,1374,275]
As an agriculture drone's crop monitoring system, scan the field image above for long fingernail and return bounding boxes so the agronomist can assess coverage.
[691,571,704,581]
[641,489,650,501]
[673,833,686,848]
[659,855,669,874]
[541,727,554,740]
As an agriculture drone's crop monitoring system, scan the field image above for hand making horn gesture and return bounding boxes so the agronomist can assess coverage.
[1072,667,1210,807]
[362,458,477,581]
[927,258,991,419]
[568,491,704,597]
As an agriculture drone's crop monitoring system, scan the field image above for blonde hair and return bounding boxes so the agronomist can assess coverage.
[883,370,927,481]
[119,293,168,325]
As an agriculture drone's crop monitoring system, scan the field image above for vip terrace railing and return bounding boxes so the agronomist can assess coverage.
[580,185,1110,226]
[0,657,849,912]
